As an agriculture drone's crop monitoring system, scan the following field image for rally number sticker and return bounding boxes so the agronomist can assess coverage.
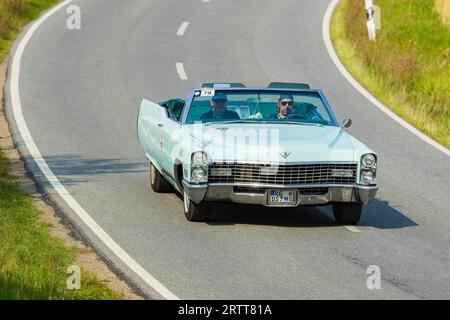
[200,89,215,97]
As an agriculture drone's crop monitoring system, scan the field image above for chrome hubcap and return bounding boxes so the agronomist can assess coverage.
[150,164,156,185]
[183,192,190,212]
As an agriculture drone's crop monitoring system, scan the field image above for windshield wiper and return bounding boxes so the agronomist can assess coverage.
[282,121,324,127]
[203,120,259,126]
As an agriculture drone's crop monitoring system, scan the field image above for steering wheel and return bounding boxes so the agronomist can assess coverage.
[285,113,307,119]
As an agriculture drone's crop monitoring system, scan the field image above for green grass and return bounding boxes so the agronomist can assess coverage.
[331,0,450,148]
[0,149,122,299]
[0,0,61,61]
[0,0,122,300]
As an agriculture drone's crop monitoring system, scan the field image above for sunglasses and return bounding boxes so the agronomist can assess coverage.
[213,99,227,103]
[279,101,293,106]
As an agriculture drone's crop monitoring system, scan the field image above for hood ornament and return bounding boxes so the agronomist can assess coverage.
[279,151,291,159]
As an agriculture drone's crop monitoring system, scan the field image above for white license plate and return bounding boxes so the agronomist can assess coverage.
[268,189,295,205]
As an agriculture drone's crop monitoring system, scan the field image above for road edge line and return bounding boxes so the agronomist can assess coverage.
[6,0,179,300]
[322,0,450,157]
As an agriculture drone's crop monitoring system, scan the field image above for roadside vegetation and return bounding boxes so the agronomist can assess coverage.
[0,150,121,299]
[435,0,450,26]
[0,0,122,299]
[0,0,59,60]
[331,0,450,149]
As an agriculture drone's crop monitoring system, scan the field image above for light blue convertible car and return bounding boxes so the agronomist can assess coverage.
[137,82,378,225]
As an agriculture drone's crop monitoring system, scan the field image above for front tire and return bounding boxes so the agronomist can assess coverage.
[332,203,362,225]
[183,191,211,222]
[149,162,173,193]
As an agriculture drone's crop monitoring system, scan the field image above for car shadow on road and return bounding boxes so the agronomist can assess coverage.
[22,154,146,186]
[207,202,340,228]
[358,198,418,229]
[206,198,417,229]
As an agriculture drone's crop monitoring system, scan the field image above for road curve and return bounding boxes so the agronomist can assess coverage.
[5,0,450,299]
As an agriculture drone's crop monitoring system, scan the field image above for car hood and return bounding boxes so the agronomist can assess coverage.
[182,123,365,163]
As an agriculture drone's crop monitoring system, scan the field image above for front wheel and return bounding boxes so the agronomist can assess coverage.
[332,203,362,225]
[149,162,173,193]
[183,191,211,222]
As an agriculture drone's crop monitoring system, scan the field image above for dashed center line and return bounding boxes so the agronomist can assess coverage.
[344,225,362,233]
[319,207,362,233]
[175,62,188,80]
[176,21,190,36]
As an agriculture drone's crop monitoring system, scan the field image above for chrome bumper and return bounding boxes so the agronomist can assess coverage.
[182,181,378,206]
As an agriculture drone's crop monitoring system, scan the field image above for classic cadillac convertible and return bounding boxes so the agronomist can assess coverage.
[137,82,378,224]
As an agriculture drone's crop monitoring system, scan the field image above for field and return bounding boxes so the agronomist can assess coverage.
[331,0,450,148]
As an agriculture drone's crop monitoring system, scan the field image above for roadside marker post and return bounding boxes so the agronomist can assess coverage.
[365,0,376,41]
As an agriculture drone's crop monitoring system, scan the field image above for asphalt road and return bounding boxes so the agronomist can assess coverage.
[6,0,450,299]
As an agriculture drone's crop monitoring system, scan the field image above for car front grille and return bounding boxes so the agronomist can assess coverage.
[208,162,357,185]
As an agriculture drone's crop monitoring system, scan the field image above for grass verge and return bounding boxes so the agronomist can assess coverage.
[331,0,449,149]
[0,150,122,299]
[0,0,123,299]
[0,0,59,61]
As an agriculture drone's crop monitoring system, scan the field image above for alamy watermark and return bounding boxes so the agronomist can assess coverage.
[366,265,381,290]
[67,265,81,290]
[66,5,81,30]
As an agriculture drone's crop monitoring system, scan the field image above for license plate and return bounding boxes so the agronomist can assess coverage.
[268,189,296,205]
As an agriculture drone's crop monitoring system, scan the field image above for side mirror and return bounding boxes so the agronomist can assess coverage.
[341,118,352,129]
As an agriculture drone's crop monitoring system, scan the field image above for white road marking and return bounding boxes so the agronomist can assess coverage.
[176,21,189,36]
[322,0,450,157]
[320,207,362,233]
[344,225,362,233]
[9,0,179,300]
[176,62,188,80]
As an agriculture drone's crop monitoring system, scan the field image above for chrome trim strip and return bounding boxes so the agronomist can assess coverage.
[208,182,356,189]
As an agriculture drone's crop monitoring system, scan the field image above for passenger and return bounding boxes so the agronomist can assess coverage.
[200,93,240,120]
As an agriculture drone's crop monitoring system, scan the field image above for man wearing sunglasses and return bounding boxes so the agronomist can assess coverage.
[269,94,297,119]
[200,92,240,120]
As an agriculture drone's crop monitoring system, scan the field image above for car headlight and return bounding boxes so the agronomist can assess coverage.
[191,167,207,183]
[361,154,376,168]
[360,154,377,184]
[192,151,207,166]
[191,151,208,183]
[360,170,375,184]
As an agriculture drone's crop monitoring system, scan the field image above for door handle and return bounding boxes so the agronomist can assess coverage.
[157,123,163,127]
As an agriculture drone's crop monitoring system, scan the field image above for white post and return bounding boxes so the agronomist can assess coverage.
[365,0,376,41]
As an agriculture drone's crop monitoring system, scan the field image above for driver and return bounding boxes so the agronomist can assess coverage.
[200,92,240,120]
[269,94,295,119]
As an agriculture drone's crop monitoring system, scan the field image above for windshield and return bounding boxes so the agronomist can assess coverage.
[185,90,335,126]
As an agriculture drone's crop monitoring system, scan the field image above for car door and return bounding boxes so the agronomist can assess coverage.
[158,115,182,180]
[137,99,169,169]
